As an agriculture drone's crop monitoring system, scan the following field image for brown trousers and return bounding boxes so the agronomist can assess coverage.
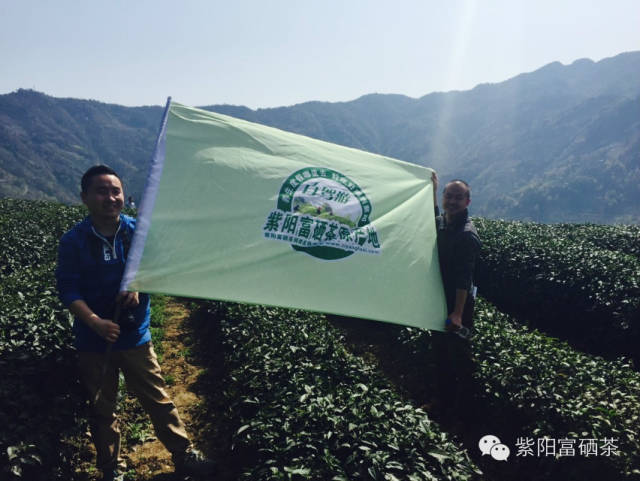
[77,342,191,471]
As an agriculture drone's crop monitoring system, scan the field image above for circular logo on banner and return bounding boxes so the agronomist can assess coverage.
[263,167,382,260]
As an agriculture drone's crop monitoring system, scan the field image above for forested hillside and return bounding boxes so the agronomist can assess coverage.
[1,51,639,223]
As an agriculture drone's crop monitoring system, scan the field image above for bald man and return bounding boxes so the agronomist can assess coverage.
[430,173,481,421]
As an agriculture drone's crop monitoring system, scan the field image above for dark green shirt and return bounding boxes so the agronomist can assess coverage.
[435,207,481,312]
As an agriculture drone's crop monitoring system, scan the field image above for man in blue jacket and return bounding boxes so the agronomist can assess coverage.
[56,165,214,481]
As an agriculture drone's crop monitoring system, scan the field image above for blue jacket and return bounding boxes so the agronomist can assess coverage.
[56,214,151,352]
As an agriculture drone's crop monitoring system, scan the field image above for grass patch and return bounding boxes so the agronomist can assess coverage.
[124,419,152,445]
[150,294,168,328]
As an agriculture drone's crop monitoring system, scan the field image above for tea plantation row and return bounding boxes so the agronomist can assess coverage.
[0,198,84,277]
[387,297,640,480]
[186,298,640,480]
[192,302,482,480]
[0,200,87,480]
[474,218,640,364]
[549,223,640,258]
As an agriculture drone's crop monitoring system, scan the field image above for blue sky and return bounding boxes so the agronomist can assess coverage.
[2,0,639,108]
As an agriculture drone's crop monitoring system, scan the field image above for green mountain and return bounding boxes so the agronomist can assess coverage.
[1,51,638,223]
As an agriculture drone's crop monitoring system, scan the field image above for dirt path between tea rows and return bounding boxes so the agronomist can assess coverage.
[124,299,205,480]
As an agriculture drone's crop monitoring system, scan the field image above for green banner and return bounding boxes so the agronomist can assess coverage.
[124,101,447,331]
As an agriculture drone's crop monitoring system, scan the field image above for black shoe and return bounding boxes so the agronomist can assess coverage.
[102,469,125,481]
[173,448,217,477]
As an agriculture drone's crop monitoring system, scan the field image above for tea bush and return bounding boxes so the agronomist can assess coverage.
[474,218,640,363]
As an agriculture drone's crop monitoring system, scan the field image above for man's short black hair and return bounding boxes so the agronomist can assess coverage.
[81,165,121,193]
[444,179,471,199]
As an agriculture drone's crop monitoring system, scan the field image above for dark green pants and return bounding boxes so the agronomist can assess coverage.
[432,295,476,415]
